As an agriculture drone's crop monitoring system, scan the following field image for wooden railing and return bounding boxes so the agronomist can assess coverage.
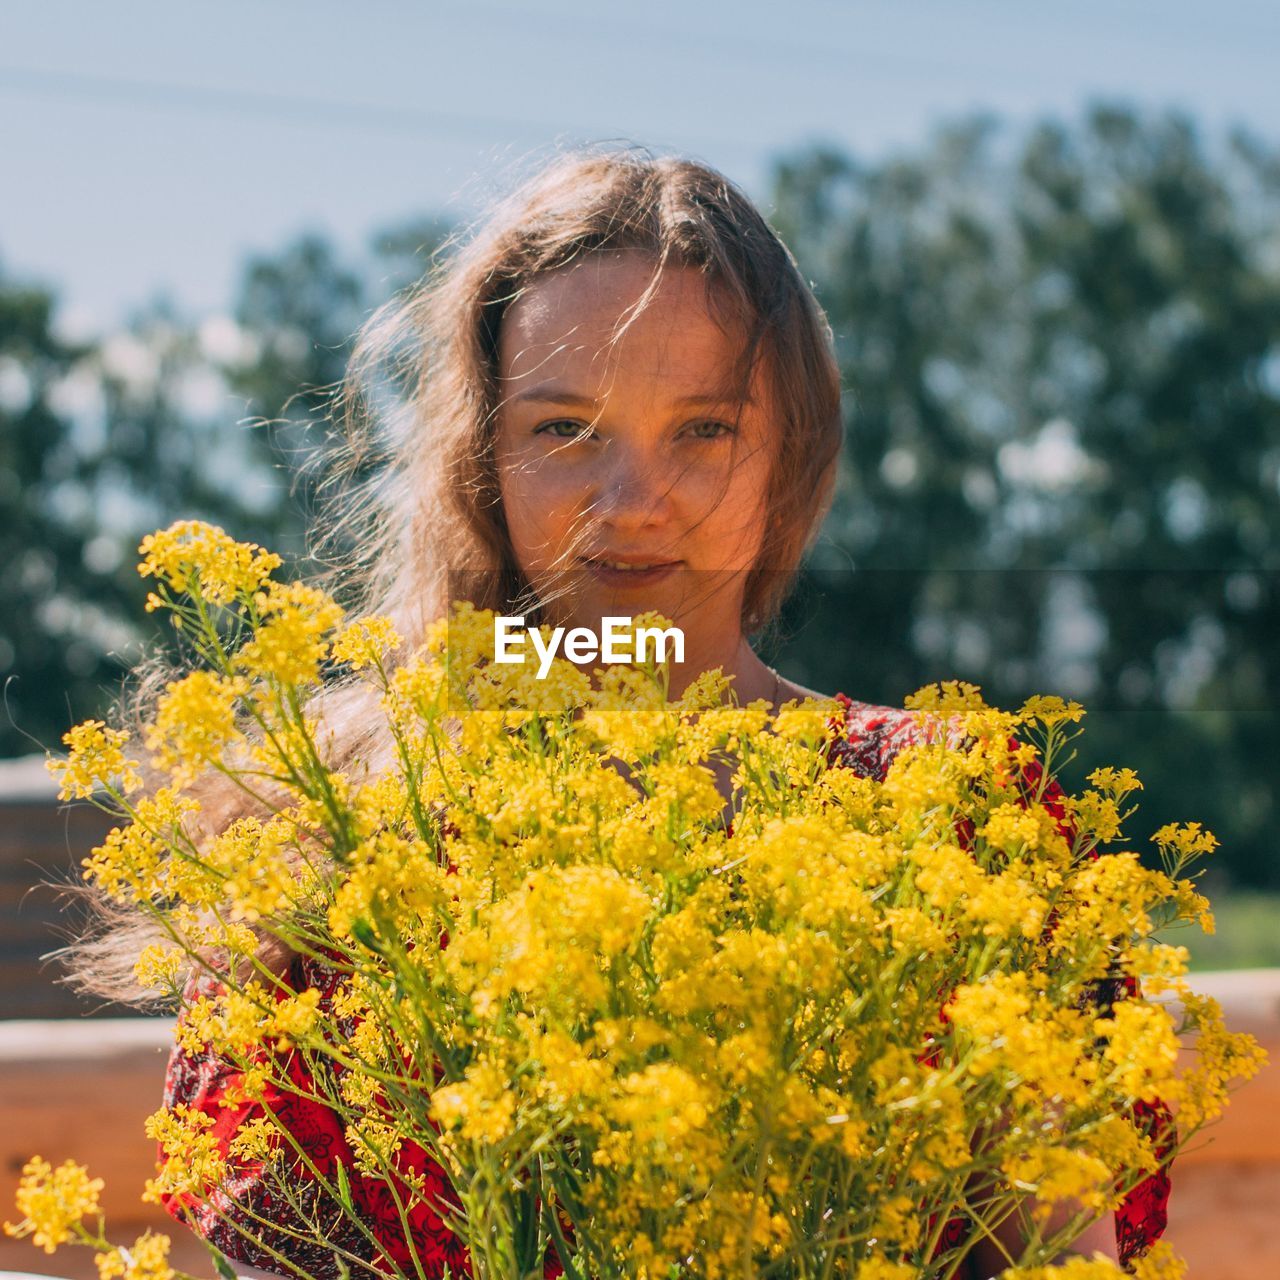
[0,760,116,1020]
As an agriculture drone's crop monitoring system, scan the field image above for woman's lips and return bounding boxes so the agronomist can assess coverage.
[578,557,683,587]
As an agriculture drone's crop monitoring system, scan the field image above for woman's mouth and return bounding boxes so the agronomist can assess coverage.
[579,556,683,586]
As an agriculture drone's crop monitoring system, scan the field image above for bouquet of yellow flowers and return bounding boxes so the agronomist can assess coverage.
[5,522,1266,1280]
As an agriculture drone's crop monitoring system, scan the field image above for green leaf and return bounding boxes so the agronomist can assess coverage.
[210,1248,238,1280]
[351,919,383,954]
[334,1159,354,1212]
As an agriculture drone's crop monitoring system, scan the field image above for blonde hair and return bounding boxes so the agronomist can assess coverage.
[60,143,844,1006]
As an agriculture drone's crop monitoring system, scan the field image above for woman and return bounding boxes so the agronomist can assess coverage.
[75,145,1171,1277]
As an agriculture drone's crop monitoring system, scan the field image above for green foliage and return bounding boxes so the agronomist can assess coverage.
[768,103,1279,887]
[0,219,449,760]
[1159,890,1280,971]
[0,275,129,759]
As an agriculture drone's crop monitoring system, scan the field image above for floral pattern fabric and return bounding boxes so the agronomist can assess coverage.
[160,694,1173,1278]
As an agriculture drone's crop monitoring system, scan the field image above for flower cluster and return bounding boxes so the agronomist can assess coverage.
[3,1156,104,1253]
[18,523,1267,1280]
[138,520,281,606]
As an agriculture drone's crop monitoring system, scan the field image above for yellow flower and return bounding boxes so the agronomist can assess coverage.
[965,868,1051,940]
[905,679,989,718]
[236,580,344,686]
[429,1058,518,1144]
[979,801,1059,857]
[95,1230,174,1280]
[608,1061,714,1151]
[999,1259,1129,1278]
[836,1114,871,1160]
[133,944,184,990]
[24,536,1258,1278]
[208,813,301,923]
[877,905,950,958]
[714,1027,775,1089]
[771,698,838,746]
[1066,789,1126,845]
[1086,765,1143,796]
[583,701,673,766]
[327,830,451,940]
[3,1156,104,1253]
[331,616,403,670]
[1051,852,1164,950]
[1082,1110,1159,1177]
[867,1192,921,1251]
[176,984,278,1059]
[382,650,448,728]
[144,670,246,783]
[1017,694,1087,727]
[908,841,986,913]
[143,1105,227,1203]
[1150,821,1219,876]
[855,1256,917,1280]
[227,1118,280,1165]
[82,788,200,905]
[946,973,1097,1102]
[1002,1146,1121,1219]
[1095,1000,1181,1102]
[137,520,281,604]
[47,720,141,800]
[1129,1239,1189,1280]
[270,988,322,1048]
[643,759,726,828]
[1163,990,1269,1129]
[1119,941,1191,997]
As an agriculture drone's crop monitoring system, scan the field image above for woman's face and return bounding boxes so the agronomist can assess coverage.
[493,252,777,644]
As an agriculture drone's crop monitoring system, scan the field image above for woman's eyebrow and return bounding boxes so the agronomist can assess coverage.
[508,383,754,407]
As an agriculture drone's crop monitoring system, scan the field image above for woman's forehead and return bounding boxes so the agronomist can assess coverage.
[499,256,750,390]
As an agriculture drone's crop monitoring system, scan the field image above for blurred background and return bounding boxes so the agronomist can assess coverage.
[1,3,1278,1276]
[2,0,1278,994]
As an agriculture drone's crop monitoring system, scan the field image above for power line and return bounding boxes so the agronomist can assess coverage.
[0,63,771,163]
[464,0,969,84]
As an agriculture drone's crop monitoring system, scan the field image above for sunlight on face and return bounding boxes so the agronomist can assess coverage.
[493,251,777,643]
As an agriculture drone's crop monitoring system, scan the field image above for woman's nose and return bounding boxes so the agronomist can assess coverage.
[594,444,677,530]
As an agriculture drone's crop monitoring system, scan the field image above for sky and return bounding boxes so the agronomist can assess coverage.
[3,0,1279,335]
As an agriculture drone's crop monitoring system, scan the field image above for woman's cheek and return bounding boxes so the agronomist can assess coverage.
[710,457,769,527]
[504,479,587,566]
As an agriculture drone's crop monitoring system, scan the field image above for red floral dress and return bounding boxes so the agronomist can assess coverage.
[159,695,1174,1278]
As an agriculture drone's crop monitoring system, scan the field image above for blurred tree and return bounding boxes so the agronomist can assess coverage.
[0,275,326,757]
[0,218,453,759]
[226,219,453,571]
[770,103,1280,885]
[226,233,366,565]
[0,270,133,758]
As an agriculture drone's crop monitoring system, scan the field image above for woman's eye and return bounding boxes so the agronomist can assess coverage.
[685,420,736,440]
[535,420,593,440]
[533,419,735,441]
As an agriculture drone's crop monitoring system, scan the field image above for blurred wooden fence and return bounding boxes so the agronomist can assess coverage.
[0,757,114,1020]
